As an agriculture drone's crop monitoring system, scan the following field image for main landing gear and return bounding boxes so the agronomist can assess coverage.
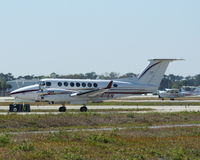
[59,105,66,112]
[58,105,88,112]
[80,105,87,112]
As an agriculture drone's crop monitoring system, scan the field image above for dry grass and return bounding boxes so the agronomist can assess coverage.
[0,112,200,132]
[0,112,200,159]
[0,127,200,160]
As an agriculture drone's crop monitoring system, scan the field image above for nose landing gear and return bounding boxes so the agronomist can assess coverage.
[9,104,31,112]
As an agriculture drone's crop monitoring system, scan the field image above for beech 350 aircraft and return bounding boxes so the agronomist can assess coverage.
[10,59,181,112]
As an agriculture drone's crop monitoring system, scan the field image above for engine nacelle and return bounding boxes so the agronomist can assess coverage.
[39,88,77,102]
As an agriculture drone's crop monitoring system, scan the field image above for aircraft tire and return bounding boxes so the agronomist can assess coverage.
[9,104,14,112]
[9,104,31,112]
[59,106,66,112]
[9,104,22,112]
[12,106,18,112]
[80,106,87,112]
[24,104,31,112]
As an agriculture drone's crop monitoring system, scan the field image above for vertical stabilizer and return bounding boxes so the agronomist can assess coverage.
[137,59,181,88]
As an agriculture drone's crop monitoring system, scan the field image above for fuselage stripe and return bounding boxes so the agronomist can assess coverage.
[10,89,40,95]
[138,61,160,79]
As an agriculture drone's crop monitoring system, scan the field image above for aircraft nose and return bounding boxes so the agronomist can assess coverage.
[10,90,18,96]
[10,84,40,98]
[10,89,23,97]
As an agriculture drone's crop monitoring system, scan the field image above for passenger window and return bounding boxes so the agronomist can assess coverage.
[82,83,86,87]
[46,82,51,86]
[64,82,68,87]
[58,82,62,87]
[76,82,80,87]
[113,84,118,87]
[88,83,92,87]
[93,83,98,88]
[70,82,74,87]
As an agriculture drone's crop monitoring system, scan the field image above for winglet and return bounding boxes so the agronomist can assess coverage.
[105,81,113,89]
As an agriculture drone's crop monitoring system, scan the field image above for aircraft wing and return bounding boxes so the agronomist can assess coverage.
[70,81,113,97]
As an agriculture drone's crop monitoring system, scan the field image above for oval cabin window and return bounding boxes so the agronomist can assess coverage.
[82,83,86,87]
[76,82,80,87]
[64,82,68,87]
[87,83,92,87]
[70,82,74,87]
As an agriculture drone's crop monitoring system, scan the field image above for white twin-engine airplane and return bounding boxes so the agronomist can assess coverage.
[10,59,180,112]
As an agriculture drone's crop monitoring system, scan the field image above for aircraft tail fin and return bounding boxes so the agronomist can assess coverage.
[137,59,182,88]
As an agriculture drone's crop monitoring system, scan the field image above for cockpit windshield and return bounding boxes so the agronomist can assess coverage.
[39,81,45,86]
[39,81,51,87]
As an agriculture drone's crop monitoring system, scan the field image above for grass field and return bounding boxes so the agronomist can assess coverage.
[0,112,200,159]
[1,127,200,160]
[0,112,199,132]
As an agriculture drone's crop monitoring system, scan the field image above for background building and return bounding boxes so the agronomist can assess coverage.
[0,79,40,96]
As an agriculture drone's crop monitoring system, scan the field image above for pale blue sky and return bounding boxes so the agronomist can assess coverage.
[0,0,199,77]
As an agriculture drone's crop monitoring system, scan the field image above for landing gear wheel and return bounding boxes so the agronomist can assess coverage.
[9,104,21,112]
[13,106,18,112]
[80,106,87,112]
[9,104,30,112]
[59,106,66,112]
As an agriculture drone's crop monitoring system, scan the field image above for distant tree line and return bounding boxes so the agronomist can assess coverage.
[1,72,200,91]
[0,73,13,91]
[159,74,200,90]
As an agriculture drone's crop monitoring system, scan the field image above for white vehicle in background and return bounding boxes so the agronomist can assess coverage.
[181,86,200,96]
[158,86,200,100]
[158,89,183,100]
[10,59,181,112]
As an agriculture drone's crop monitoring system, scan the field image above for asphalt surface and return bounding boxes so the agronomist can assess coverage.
[1,96,200,114]
[0,105,199,115]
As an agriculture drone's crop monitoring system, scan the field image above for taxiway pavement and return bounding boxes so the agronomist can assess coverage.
[1,96,200,115]
[0,105,200,115]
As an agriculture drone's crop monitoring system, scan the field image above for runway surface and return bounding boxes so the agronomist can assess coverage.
[0,105,200,115]
[1,96,200,115]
